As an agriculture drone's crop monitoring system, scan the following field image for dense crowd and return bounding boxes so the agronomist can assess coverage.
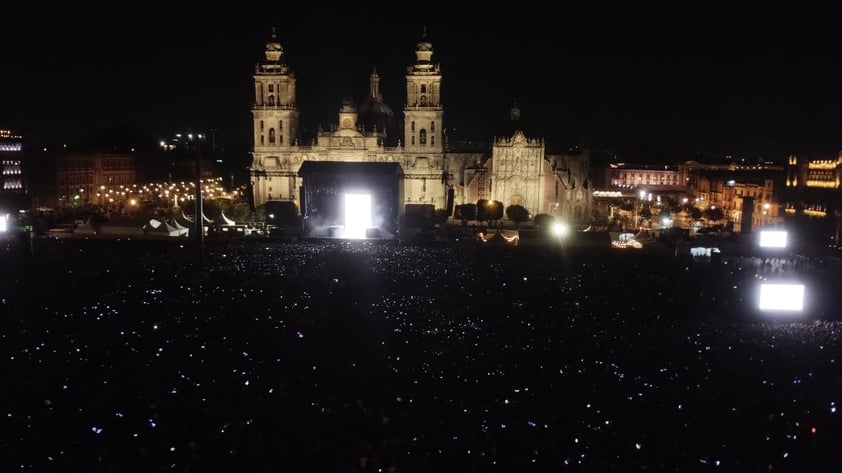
[2,235,842,472]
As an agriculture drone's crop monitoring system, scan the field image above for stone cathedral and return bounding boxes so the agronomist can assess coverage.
[249,28,592,231]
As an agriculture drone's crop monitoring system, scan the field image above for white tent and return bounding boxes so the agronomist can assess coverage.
[168,218,190,236]
[143,218,182,237]
[73,217,97,235]
[220,211,236,226]
[174,214,194,229]
[180,210,212,225]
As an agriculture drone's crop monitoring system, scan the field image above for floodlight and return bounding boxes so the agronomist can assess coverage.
[551,222,569,237]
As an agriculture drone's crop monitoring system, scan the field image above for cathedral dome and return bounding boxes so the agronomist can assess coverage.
[358,96,396,134]
[416,36,433,52]
[264,27,284,63]
[358,66,397,137]
[411,28,435,69]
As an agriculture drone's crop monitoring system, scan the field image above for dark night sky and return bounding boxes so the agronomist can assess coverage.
[3,3,841,161]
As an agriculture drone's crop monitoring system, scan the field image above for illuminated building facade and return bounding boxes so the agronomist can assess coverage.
[604,163,685,192]
[1,129,24,192]
[721,179,778,232]
[56,152,136,208]
[248,29,591,229]
[784,153,842,245]
[0,129,31,211]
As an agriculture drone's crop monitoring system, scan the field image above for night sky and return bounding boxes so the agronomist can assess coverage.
[3,3,841,161]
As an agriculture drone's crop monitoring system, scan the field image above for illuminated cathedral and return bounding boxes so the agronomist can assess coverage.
[248,28,591,232]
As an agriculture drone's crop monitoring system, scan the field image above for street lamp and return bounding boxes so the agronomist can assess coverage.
[636,189,646,229]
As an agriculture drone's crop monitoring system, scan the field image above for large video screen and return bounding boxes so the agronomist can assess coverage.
[758,230,787,248]
[758,283,805,312]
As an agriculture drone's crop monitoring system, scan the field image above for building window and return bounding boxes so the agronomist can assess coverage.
[279,120,283,131]
[279,135,283,145]
[268,95,275,106]
[420,129,427,145]
[269,129,276,144]
[431,135,435,146]
[420,96,427,106]
[411,136,415,145]
[411,121,415,132]
[421,85,426,93]
[260,120,264,130]
[260,135,265,145]
[430,122,435,132]
[268,84,274,92]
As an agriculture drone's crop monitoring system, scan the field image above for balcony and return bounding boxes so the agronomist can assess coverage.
[252,103,296,111]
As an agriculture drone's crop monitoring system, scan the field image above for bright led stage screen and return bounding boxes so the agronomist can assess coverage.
[344,193,372,239]
[758,283,805,312]
[758,230,787,248]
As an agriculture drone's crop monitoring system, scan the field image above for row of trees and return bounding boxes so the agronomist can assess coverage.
[633,201,723,223]
[454,199,533,228]
[208,196,726,229]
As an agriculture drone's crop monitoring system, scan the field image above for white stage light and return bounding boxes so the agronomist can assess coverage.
[758,283,805,312]
[551,222,569,237]
[344,193,372,239]
[758,230,787,248]
[0,214,7,233]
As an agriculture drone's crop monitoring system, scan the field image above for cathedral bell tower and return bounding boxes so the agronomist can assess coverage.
[252,28,298,152]
[250,27,300,206]
[404,28,443,152]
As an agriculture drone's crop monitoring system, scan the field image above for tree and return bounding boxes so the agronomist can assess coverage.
[533,213,554,229]
[203,199,221,220]
[476,199,491,225]
[505,204,530,228]
[703,206,724,223]
[254,203,267,222]
[455,203,476,225]
[488,200,504,224]
[666,197,681,214]
[225,202,253,222]
[684,205,702,220]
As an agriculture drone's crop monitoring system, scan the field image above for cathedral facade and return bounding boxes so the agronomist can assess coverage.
[249,29,592,228]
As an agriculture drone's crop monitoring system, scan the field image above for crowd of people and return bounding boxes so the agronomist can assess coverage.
[2,235,842,472]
